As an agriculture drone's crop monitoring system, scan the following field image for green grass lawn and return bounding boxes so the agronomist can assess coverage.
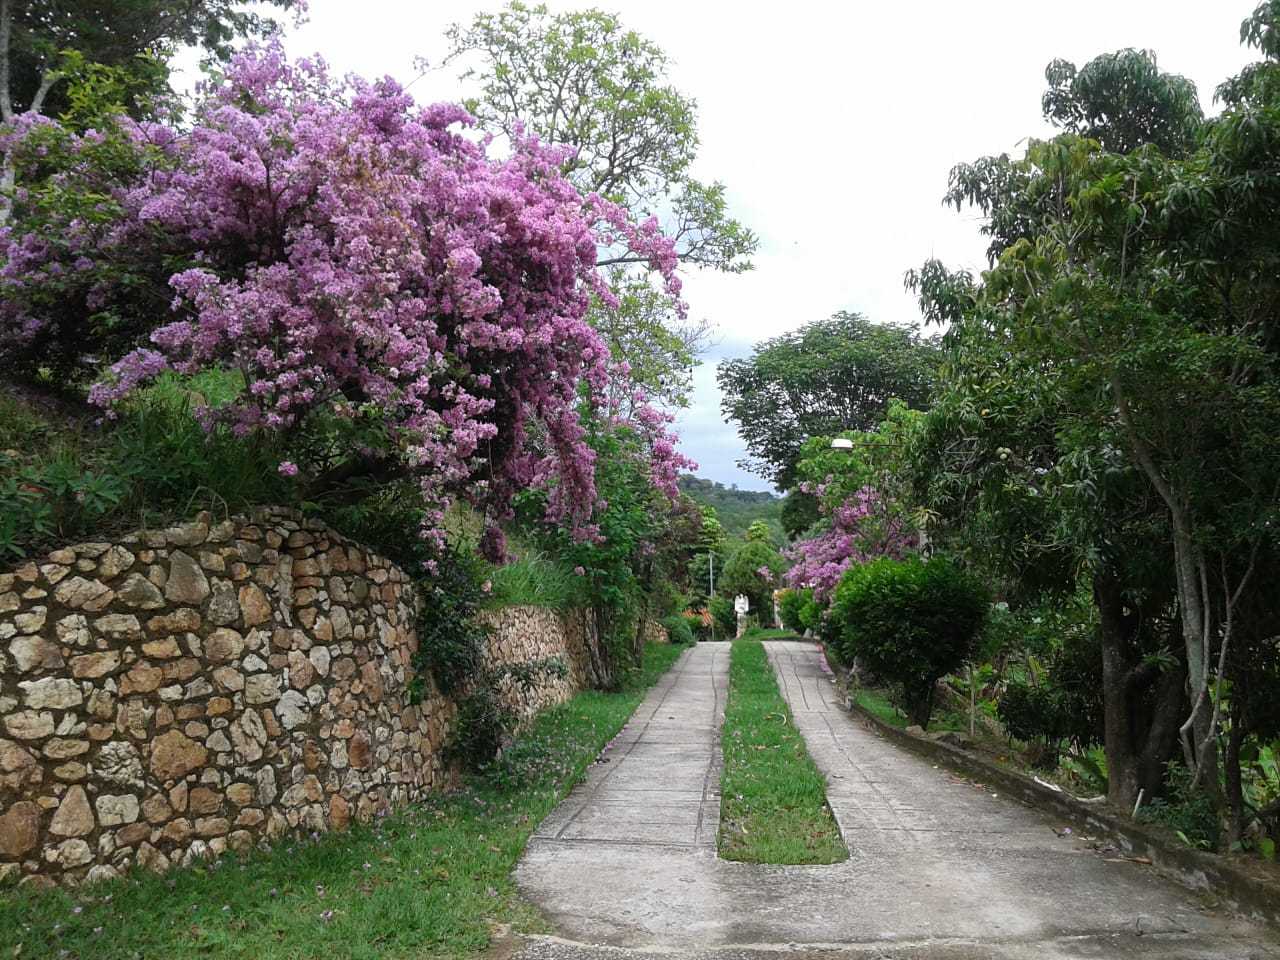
[0,643,685,960]
[718,639,848,864]
[737,626,801,642]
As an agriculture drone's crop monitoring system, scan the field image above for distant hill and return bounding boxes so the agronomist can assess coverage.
[678,474,785,543]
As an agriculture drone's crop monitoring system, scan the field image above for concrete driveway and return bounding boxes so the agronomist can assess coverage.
[512,641,1279,959]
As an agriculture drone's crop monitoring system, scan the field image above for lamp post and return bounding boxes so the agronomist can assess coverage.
[708,553,715,642]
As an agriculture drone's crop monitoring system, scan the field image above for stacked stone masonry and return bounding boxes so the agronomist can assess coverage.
[0,508,590,886]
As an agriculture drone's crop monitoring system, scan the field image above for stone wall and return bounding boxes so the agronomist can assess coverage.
[0,509,589,886]
[481,605,592,708]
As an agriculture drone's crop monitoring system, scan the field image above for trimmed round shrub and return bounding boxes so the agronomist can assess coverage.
[661,614,695,645]
[831,556,989,728]
[681,610,705,639]
[778,587,809,633]
[709,595,736,636]
[797,591,823,630]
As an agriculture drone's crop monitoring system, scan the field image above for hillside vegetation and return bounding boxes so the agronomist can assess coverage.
[678,475,783,542]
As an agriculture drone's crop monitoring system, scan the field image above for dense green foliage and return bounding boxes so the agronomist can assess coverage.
[717,525,784,623]
[0,384,290,559]
[719,639,847,864]
[900,6,1280,849]
[830,557,989,728]
[779,489,821,541]
[484,549,582,611]
[0,0,300,120]
[998,639,1106,771]
[0,643,684,960]
[1138,762,1224,851]
[659,613,696,645]
[515,419,705,688]
[1040,48,1202,156]
[708,595,736,636]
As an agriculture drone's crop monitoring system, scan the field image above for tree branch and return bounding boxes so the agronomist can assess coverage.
[28,67,59,117]
[0,0,11,122]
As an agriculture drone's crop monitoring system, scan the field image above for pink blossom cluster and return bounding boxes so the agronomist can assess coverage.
[2,43,691,542]
[784,485,916,602]
[628,394,697,501]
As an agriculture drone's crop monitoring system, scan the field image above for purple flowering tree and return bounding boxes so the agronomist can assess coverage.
[0,43,691,544]
[784,484,917,604]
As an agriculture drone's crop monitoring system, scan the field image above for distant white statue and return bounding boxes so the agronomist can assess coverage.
[734,594,750,638]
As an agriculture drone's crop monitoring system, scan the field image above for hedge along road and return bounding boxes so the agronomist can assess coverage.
[512,640,1280,960]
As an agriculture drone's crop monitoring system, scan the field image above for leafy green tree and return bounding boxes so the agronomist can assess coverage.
[708,594,735,636]
[779,489,820,541]
[593,268,707,408]
[777,587,809,633]
[0,0,299,227]
[1218,1,1280,106]
[910,12,1280,828]
[520,417,705,688]
[717,312,938,488]
[447,2,753,271]
[685,504,726,605]
[0,0,300,121]
[907,260,1191,806]
[446,2,756,406]
[719,535,783,623]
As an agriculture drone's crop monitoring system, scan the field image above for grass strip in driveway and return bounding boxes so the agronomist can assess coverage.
[0,642,686,960]
[718,639,848,864]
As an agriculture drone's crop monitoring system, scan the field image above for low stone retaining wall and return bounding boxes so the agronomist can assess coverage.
[0,509,589,886]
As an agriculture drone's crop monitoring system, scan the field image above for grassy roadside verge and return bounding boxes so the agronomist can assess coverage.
[0,643,686,960]
[718,639,848,864]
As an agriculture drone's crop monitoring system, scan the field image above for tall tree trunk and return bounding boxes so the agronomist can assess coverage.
[1110,380,1219,796]
[575,606,615,691]
[1224,722,1247,848]
[0,0,12,124]
[1097,573,1141,807]
[1171,530,1216,790]
[1139,664,1187,797]
[1095,573,1186,809]
[906,681,935,729]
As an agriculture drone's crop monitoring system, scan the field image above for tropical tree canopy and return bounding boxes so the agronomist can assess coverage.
[717,312,938,488]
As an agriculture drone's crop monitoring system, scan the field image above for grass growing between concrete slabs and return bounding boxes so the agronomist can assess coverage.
[718,639,848,865]
[0,643,686,960]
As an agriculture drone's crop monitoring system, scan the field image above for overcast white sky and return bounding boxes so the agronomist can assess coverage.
[244,1,1257,492]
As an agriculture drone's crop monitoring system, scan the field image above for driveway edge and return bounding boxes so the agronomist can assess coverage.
[838,683,1280,932]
